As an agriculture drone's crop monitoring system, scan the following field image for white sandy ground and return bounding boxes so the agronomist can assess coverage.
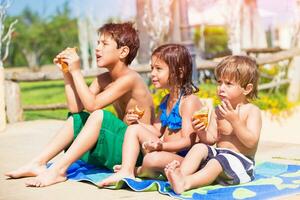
[0,108,300,200]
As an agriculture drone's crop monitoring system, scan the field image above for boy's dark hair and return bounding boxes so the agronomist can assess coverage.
[215,55,259,99]
[98,22,139,65]
[152,44,199,96]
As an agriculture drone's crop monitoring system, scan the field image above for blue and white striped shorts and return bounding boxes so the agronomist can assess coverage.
[203,146,255,185]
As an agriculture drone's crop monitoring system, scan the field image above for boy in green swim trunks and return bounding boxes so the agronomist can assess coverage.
[5,22,154,187]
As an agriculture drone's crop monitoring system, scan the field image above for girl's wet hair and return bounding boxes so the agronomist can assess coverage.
[152,44,199,96]
[215,55,259,99]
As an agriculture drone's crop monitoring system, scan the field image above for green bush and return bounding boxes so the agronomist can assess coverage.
[20,79,116,120]
[193,26,230,58]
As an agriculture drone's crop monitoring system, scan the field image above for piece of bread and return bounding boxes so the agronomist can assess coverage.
[134,105,145,119]
[192,107,209,127]
[58,47,77,73]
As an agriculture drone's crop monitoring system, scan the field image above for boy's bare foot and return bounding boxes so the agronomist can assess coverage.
[5,162,47,179]
[25,168,67,187]
[97,170,135,187]
[164,160,186,194]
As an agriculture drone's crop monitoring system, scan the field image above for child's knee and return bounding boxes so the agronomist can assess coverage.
[89,110,104,120]
[142,152,161,168]
[125,124,143,136]
[191,143,209,155]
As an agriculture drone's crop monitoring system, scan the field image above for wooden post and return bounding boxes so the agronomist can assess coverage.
[0,1,18,131]
[169,0,181,43]
[136,0,151,63]
[287,56,300,102]
[5,80,23,123]
[179,0,190,41]
[0,67,6,131]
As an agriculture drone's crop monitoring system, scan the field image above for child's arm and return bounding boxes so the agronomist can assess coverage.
[63,73,84,113]
[71,70,136,112]
[62,50,137,112]
[54,52,84,113]
[155,95,202,152]
[136,111,163,137]
[219,100,262,148]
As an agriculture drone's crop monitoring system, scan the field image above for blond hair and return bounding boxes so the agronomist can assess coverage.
[215,55,259,99]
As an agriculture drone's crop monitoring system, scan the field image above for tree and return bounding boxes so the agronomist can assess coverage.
[8,3,78,71]
[142,0,173,50]
[136,0,151,63]
[43,4,78,66]
[288,0,300,102]
[223,0,243,54]
[0,0,17,131]
[14,7,45,71]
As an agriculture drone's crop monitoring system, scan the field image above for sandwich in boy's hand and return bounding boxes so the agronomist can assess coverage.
[58,47,78,73]
[193,107,209,127]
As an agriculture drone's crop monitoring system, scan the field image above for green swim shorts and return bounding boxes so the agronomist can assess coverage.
[68,110,143,171]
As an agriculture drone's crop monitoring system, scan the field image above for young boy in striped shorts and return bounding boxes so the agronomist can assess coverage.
[164,55,262,194]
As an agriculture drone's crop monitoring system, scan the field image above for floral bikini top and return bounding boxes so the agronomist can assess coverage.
[159,94,182,131]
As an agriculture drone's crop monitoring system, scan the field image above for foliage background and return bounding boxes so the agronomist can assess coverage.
[5,3,299,121]
[5,3,78,70]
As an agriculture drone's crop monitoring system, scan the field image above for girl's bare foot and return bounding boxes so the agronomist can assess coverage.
[5,162,47,179]
[113,165,122,173]
[25,168,67,187]
[113,165,141,177]
[97,170,135,187]
[164,160,186,194]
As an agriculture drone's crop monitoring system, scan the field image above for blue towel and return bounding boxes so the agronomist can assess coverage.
[60,160,300,200]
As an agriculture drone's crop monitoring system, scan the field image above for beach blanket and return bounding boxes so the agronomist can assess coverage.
[63,160,300,200]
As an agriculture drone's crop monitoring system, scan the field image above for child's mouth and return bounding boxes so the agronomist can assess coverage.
[218,94,227,100]
[152,79,159,84]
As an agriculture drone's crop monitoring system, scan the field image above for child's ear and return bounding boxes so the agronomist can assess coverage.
[179,67,184,79]
[243,83,253,96]
[119,46,130,59]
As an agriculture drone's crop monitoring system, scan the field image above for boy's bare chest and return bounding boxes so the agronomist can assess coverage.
[216,106,248,136]
[217,120,233,136]
[112,95,131,119]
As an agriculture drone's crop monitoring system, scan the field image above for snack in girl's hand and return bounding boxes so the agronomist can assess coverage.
[134,105,145,119]
[193,107,209,127]
[58,47,78,73]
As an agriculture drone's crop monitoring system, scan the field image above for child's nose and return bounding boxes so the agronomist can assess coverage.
[219,83,226,91]
[150,69,156,77]
[96,43,103,50]
[150,72,155,78]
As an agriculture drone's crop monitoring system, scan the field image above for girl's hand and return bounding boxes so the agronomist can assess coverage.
[218,99,240,123]
[125,109,140,125]
[142,140,163,152]
[191,117,206,132]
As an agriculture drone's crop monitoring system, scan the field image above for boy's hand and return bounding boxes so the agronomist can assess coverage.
[191,117,206,132]
[53,53,66,72]
[142,140,163,152]
[218,99,240,123]
[125,109,140,125]
[54,47,80,74]
[63,47,80,73]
